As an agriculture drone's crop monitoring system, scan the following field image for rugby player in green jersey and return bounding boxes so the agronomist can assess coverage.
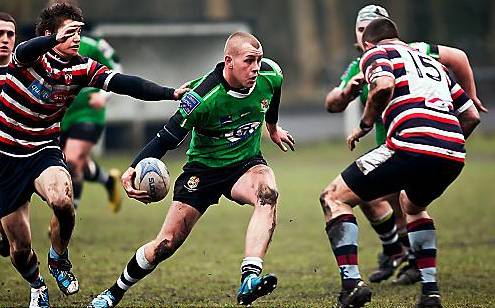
[88,32,294,308]
[61,36,122,213]
[322,4,486,286]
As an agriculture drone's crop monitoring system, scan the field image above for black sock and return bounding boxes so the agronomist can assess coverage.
[109,246,156,298]
[370,212,403,256]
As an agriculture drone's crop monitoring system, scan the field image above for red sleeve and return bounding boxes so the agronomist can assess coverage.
[359,46,395,83]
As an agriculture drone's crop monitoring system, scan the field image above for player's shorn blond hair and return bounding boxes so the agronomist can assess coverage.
[224,31,261,56]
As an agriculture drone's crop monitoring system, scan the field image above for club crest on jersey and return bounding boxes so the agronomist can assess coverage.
[180,93,202,115]
[63,71,73,85]
[185,176,200,191]
[28,80,52,102]
[261,99,270,111]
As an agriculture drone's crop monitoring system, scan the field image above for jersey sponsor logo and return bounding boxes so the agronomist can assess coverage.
[225,121,261,143]
[180,93,201,115]
[185,175,200,192]
[220,115,233,125]
[261,99,270,111]
[28,80,52,102]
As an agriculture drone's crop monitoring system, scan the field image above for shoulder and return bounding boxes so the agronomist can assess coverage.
[360,46,390,70]
[259,58,283,88]
[341,58,361,79]
[190,69,223,100]
[260,58,283,76]
[409,41,439,59]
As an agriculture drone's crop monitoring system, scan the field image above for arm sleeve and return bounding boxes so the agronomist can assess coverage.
[130,112,190,167]
[360,47,395,84]
[338,59,360,90]
[448,76,474,115]
[265,85,281,124]
[14,34,58,66]
[92,72,176,101]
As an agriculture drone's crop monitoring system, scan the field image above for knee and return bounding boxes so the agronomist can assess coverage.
[256,184,278,207]
[319,184,338,213]
[150,235,180,264]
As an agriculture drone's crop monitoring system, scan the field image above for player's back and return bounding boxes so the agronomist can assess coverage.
[360,41,473,163]
[382,43,452,109]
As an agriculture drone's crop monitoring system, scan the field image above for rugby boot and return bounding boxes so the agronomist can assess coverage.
[393,263,421,285]
[336,280,372,308]
[369,252,407,283]
[107,169,122,213]
[416,292,442,308]
[30,283,50,308]
[237,273,278,305]
[48,254,79,295]
[88,289,122,308]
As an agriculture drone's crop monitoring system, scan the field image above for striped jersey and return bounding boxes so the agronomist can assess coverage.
[360,41,473,163]
[0,64,7,88]
[0,45,115,157]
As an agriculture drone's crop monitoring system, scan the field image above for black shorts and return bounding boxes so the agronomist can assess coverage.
[173,155,267,214]
[0,148,68,218]
[341,145,464,207]
[60,122,104,147]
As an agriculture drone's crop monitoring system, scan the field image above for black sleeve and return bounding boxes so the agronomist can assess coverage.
[265,86,281,124]
[130,112,189,167]
[15,34,58,65]
[105,73,176,101]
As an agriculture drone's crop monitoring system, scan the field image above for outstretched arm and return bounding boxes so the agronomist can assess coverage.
[438,45,487,112]
[93,73,189,101]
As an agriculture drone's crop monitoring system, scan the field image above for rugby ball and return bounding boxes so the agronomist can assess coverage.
[133,158,170,202]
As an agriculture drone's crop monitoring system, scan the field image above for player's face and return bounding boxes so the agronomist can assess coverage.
[355,20,371,50]
[231,43,263,88]
[52,19,81,58]
[0,20,15,62]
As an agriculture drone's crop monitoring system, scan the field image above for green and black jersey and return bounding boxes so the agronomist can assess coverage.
[338,42,439,145]
[61,36,121,131]
[176,59,283,168]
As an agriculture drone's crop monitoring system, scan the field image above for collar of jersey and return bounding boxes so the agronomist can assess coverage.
[214,62,256,98]
[47,50,71,64]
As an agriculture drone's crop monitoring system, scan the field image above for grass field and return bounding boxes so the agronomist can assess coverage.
[1,136,494,307]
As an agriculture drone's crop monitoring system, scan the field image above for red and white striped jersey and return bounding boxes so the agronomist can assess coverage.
[0,64,7,88]
[360,41,473,163]
[0,46,114,157]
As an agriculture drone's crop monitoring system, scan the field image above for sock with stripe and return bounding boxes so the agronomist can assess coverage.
[12,249,44,288]
[240,256,263,282]
[370,211,403,257]
[109,245,156,298]
[84,159,110,187]
[326,214,361,290]
[407,218,438,294]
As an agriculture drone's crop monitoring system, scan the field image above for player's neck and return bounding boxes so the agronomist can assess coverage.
[51,47,74,61]
[0,55,11,66]
[222,68,243,89]
[377,38,401,45]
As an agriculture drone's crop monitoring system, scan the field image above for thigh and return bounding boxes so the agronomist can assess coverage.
[405,157,464,207]
[341,145,408,202]
[173,166,223,214]
[34,166,72,207]
[64,138,95,163]
[230,164,277,205]
[1,202,31,250]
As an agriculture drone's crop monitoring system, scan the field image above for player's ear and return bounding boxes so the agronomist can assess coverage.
[363,41,374,51]
[224,55,234,69]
